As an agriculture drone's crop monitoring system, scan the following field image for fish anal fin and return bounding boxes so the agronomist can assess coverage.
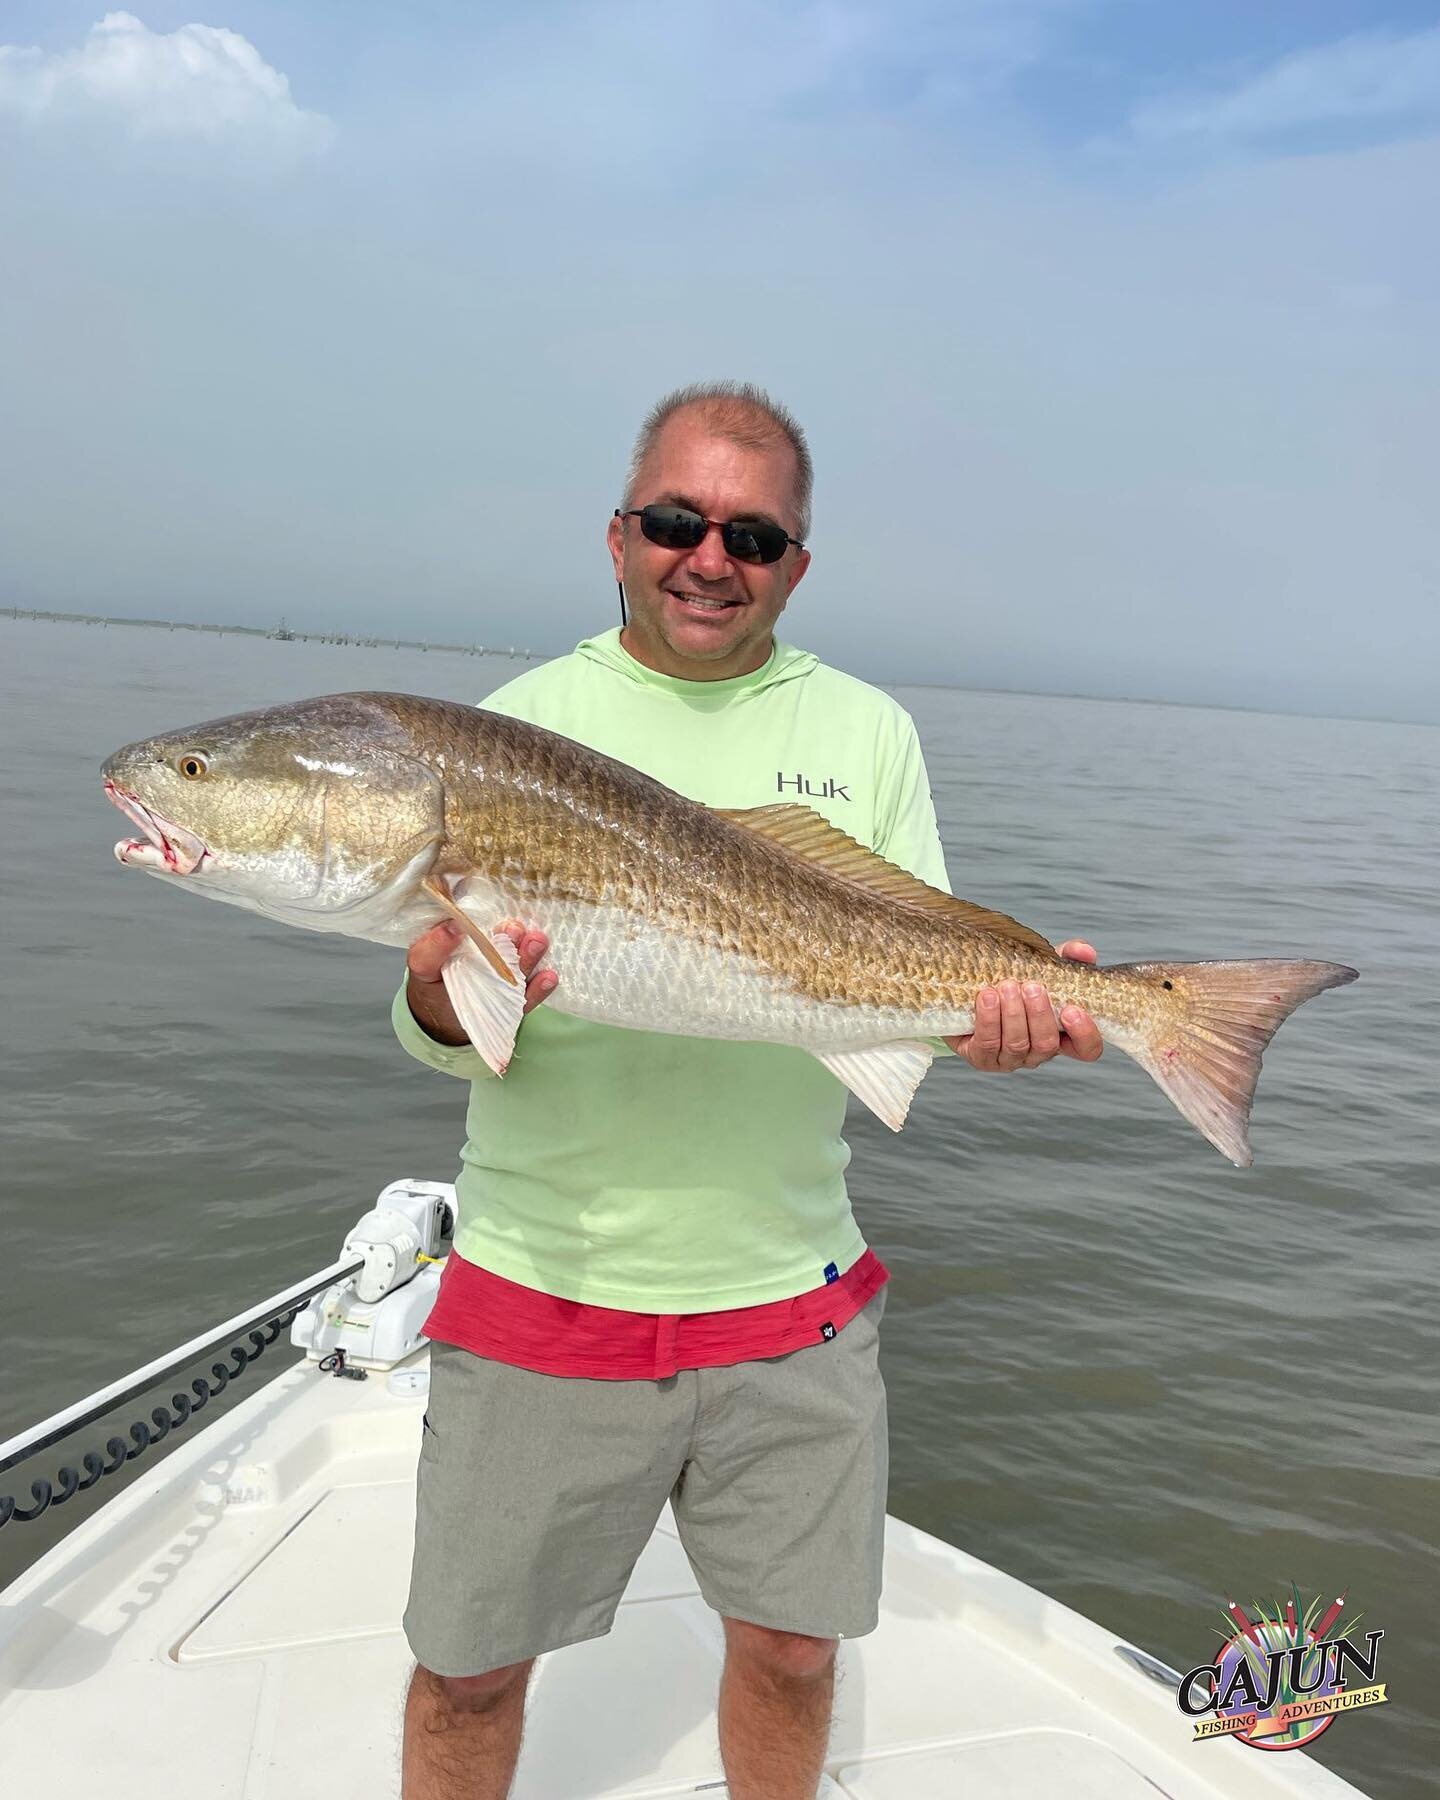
[815,1040,935,1131]
[423,874,519,986]
[714,803,1056,957]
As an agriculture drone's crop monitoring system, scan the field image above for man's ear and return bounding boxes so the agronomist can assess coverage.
[784,547,812,599]
[606,511,627,582]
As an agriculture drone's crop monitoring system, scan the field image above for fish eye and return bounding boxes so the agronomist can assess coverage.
[178,753,209,779]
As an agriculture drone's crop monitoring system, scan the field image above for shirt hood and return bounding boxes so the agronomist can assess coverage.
[574,627,817,699]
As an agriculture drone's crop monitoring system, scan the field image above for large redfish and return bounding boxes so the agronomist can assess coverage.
[102,692,1356,1164]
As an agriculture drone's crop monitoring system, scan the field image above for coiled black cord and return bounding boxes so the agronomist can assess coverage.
[0,1303,304,1531]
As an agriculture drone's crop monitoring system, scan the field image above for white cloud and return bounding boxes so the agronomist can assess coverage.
[0,12,333,157]
[1131,26,1440,143]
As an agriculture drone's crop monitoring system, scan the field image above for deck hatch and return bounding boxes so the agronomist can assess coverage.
[835,1729,1173,1796]
[176,1486,700,1661]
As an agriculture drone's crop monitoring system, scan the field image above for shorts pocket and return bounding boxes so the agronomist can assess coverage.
[419,1408,439,1462]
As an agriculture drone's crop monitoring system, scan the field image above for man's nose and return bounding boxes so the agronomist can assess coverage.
[684,521,734,580]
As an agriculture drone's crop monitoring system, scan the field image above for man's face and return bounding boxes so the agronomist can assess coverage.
[606,410,811,681]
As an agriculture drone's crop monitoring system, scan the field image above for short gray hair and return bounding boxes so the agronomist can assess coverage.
[623,381,813,542]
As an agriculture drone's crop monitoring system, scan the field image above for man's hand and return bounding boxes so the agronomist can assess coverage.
[406,918,558,1047]
[946,940,1104,1072]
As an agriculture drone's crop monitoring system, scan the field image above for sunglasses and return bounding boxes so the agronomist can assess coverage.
[616,504,803,566]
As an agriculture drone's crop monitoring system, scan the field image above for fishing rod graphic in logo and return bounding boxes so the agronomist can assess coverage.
[1176,1589,1388,1749]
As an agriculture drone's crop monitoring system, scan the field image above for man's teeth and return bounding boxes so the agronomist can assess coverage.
[674,593,736,610]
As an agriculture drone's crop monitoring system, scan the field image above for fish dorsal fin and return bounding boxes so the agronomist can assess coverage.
[712,803,1057,957]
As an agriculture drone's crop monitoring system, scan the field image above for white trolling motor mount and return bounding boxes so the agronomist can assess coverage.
[290,1179,457,1371]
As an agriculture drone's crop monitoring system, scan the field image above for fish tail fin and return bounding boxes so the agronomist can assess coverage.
[1116,959,1357,1167]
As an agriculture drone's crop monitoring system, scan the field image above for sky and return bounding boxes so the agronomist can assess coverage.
[1,3,1437,721]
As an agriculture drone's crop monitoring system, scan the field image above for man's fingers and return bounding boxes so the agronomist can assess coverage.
[1021,982,1060,1064]
[414,919,555,1000]
[493,919,553,979]
[964,987,1003,1067]
[516,930,557,1016]
[1058,939,1097,963]
[517,930,550,978]
[996,980,1031,1068]
[407,920,461,983]
[1058,1005,1104,1061]
[961,977,1105,1071]
[494,922,555,1014]
[523,969,559,1016]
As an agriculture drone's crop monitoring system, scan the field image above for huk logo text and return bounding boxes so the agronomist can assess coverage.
[778,772,851,802]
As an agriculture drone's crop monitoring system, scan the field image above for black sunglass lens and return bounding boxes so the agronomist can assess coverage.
[640,505,706,550]
[723,521,789,564]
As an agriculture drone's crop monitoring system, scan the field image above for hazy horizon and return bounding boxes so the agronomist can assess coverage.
[3,5,1437,723]
[9,606,1436,731]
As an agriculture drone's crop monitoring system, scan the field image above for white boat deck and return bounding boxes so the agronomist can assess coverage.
[0,1346,1364,1798]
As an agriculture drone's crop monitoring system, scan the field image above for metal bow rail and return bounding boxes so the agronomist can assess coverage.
[0,1254,364,1530]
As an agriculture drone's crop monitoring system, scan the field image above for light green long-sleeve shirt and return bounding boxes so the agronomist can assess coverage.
[393,628,952,1311]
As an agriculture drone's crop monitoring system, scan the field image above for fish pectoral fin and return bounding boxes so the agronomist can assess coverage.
[815,1040,935,1132]
[712,804,1055,956]
[439,925,526,1077]
[422,875,519,985]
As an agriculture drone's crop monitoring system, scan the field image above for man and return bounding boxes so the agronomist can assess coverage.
[396,383,1103,1799]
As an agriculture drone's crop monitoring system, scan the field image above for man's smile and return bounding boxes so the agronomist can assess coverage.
[666,589,743,614]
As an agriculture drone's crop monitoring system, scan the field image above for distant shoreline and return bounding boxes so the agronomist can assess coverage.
[0,605,544,663]
[4,605,1429,729]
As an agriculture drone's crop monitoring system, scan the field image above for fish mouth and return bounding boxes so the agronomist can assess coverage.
[104,781,213,876]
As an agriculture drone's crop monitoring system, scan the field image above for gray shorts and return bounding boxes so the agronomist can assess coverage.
[403,1289,887,1675]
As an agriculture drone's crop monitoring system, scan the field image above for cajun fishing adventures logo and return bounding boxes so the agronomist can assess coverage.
[1176,1589,1388,1749]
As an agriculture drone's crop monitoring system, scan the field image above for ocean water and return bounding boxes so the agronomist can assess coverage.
[1,617,1435,1796]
